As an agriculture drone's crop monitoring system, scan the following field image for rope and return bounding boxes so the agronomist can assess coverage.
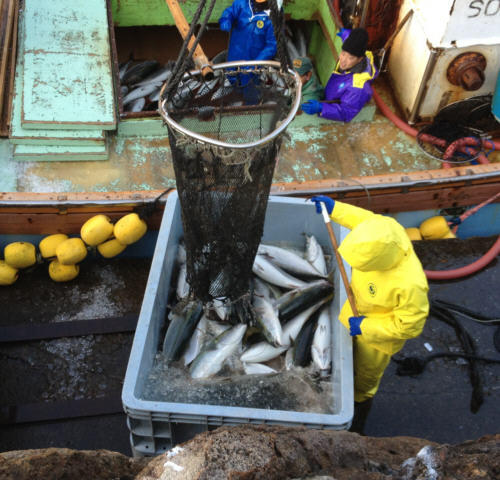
[269,0,291,71]
[449,191,500,232]
[166,0,218,101]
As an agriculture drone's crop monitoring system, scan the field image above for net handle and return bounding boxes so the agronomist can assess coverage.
[159,60,302,150]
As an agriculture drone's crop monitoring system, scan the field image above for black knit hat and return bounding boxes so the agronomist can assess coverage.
[342,28,368,57]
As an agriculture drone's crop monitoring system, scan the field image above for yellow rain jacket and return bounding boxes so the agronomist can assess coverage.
[331,201,429,402]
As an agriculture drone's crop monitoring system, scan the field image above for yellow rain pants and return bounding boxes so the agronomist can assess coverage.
[330,201,429,402]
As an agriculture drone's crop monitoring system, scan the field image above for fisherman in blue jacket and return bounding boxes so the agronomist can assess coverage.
[302,28,377,122]
[219,0,278,65]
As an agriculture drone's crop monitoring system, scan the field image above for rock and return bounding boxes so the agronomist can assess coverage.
[1,428,498,480]
[0,448,149,480]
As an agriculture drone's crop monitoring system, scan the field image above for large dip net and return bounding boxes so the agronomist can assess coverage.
[159,1,301,322]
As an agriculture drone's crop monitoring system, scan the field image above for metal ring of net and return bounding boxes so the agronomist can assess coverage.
[159,61,301,320]
[416,121,485,164]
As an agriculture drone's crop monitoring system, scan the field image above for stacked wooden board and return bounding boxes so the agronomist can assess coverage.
[0,0,18,137]
[10,0,116,161]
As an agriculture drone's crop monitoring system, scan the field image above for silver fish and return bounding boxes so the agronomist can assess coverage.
[240,340,286,363]
[122,60,160,85]
[253,293,284,346]
[176,242,186,264]
[243,362,277,375]
[253,254,307,290]
[206,319,231,338]
[162,301,203,364]
[149,87,162,102]
[296,28,307,57]
[311,306,331,376]
[119,60,132,81]
[133,65,172,87]
[281,301,325,347]
[182,314,208,366]
[190,324,247,379]
[123,82,163,106]
[286,38,300,61]
[213,297,230,321]
[305,235,328,277]
[127,97,146,112]
[176,263,189,299]
[195,78,219,98]
[258,244,325,278]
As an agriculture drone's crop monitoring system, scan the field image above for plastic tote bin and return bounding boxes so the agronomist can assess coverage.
[122,191,354,456]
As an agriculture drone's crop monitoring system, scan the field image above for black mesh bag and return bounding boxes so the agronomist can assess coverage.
[159,61,301,321]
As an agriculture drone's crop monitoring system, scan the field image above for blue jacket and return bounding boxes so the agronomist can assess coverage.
[219,0,277,62]
[321,29,378,122]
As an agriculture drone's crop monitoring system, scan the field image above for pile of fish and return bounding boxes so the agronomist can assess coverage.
[161,235,335,380]
[119,59,174,113]
[285,24,308,62]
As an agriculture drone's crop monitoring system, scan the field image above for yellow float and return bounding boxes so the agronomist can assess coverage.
[114,213,147,245]
[4,242,37,269]
[56,237,88,265]
[49,260,80,282]
[39,234,69,259]
[0,260,19,285]
[81,214,114,246]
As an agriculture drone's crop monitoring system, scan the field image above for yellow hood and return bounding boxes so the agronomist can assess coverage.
[338,215,411,271]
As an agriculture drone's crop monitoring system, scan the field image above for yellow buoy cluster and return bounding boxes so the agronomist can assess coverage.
[0,213,147,285]
[405,216,456,242]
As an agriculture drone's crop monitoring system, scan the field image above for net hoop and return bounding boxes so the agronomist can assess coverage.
[159,60,302,150]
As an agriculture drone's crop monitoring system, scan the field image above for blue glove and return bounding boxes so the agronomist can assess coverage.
[349,316,365,336]
[310,195,335,215]
[219,19,232,32]
[301,100,322,115]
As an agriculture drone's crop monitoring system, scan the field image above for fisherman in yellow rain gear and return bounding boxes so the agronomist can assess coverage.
[310,196,430,433]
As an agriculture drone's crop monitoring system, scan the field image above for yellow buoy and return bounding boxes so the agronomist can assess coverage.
[39,233,69,259]
[0,260,19,285]
[56,237,88,265]
[4,242,37,269]
[48,259,79,282]
[420,216,456,240]
[405,227,422,241]
[81,214,114,246]
[113,213,147,245]
[97,238,127,258]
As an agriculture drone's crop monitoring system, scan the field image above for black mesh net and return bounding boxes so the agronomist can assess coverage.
[160,61,300,320]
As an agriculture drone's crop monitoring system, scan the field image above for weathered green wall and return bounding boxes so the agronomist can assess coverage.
[111,0,321,27]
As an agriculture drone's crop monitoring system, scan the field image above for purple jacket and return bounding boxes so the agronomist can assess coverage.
[321,31,378,122]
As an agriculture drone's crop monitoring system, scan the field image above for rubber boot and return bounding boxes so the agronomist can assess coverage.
[349,398,373,435]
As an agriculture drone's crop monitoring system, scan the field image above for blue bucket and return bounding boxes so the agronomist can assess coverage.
[493,68,500,122]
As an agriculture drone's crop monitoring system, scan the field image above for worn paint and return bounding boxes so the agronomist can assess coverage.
[11,16,105,146]
[22,0,116,129]
[111,0,321,27]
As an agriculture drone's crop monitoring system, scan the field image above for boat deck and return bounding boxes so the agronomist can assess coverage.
[1,76,499,198]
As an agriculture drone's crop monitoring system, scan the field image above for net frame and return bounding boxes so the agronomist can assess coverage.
[159,60,302,149]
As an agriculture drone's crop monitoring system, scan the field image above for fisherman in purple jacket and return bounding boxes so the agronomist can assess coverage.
[302,28,377,122]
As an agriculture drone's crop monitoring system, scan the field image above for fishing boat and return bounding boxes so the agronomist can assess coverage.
[0,0,499,240]
[1,1,500,458]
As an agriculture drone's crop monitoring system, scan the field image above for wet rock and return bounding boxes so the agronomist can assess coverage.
[1,427,498,480]
[0,448,149,480]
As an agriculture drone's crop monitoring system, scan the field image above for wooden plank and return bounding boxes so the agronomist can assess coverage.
[0,210,164,235]
[9,16,106,145]
[0,0,16,136]
[13,143,109,161]
[21,0,116,130]
[0,314,138,343]
[3,0,18,135]
[1,394,123,425]
[0,0,15,110]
